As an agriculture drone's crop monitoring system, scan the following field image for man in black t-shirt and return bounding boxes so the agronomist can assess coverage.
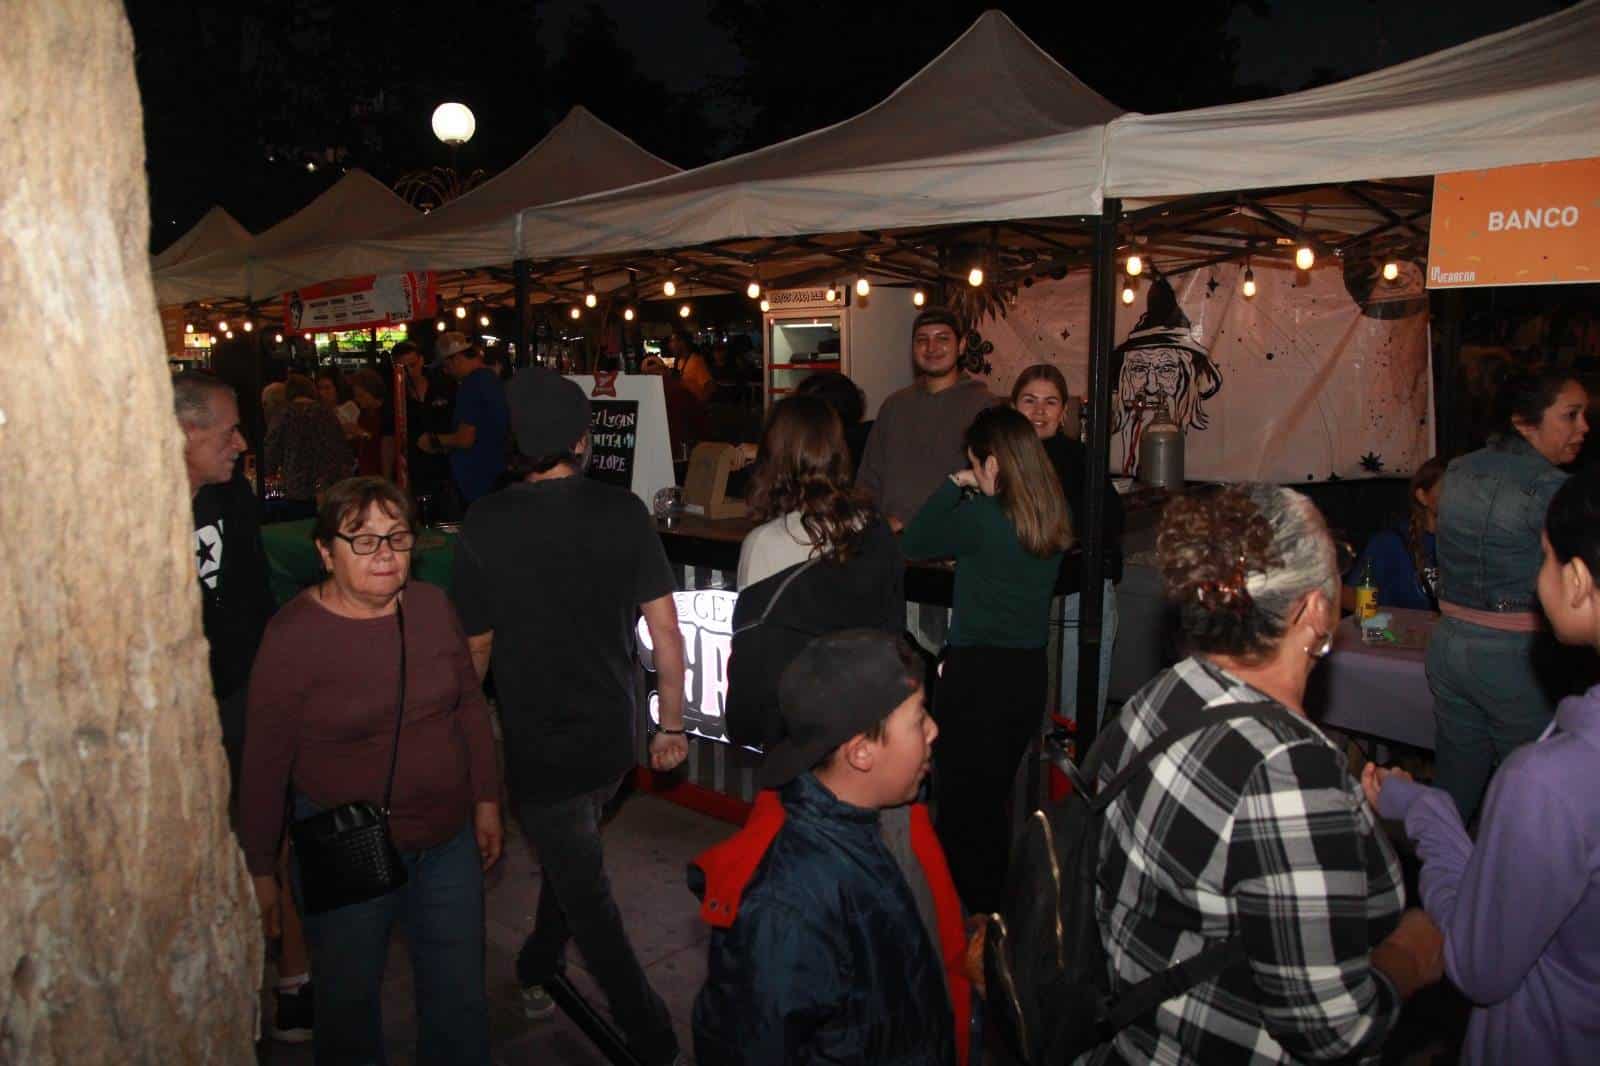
[452,368,689,1066]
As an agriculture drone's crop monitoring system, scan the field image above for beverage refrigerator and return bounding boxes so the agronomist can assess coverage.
[761,283,921,418]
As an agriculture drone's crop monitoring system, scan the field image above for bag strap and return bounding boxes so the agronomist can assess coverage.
[734,557,821,635]
[380,599,408,813]
[1103,937,1249,1032]
[1089,700,1303,814]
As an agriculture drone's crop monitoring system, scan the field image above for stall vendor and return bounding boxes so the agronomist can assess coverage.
[857,307,997,529]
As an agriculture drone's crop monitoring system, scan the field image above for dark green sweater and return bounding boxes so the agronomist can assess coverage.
[901,480,1062,648]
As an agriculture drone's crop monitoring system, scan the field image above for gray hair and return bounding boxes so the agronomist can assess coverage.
[1240,485,1339,624]
[172,371,235,428]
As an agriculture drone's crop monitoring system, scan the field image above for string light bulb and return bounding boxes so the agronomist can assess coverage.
[912,289,926,307]
[225,330,235,340]
[184,322,195,334]
[241,320,253,332]
[584,292,597,309]
[454,305,468,319]
[1121,284,1136,305]
[217,320,229,333]
[1382,261,1400,282]
[759,298,770,313]
[1242,267,1257,299]
[1125,254,1143,277]
[746,280,761,300]
[1295,245,1315,271]
[479,313,491,328]
[623,307,635,322]
[569,306,581,320]
[435,321,447,332]
[396,322,408,335]
[855,277,870,297]
[662,278,677,297]
[304,332,313,341]
[678,303,691,318]
[273,332,284,343]
[825,285,838,303]
[967,266,984,287]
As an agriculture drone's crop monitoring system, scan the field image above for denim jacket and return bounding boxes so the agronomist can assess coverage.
[1436,436,1568,613]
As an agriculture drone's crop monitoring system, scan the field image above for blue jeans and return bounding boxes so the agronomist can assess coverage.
[1060,580,1119,730]
[290,797,488,1066]
[514,780,678,1066]
[1426,617,1558,824]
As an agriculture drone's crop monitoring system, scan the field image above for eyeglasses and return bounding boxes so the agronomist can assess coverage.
[334,530,416,555]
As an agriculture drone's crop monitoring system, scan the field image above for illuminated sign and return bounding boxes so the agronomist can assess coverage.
[636,587,755,749]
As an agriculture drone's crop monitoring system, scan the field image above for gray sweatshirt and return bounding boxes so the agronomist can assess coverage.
[857,376,998,525]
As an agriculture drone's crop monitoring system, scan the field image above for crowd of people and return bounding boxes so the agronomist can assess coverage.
[173,302,1597,1065]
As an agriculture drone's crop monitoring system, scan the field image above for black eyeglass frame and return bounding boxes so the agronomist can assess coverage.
[333,530,417,556]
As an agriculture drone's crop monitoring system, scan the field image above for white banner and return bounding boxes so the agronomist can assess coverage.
[979,260,1433,482]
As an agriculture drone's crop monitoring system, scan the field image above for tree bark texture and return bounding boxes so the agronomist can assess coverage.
[0,2,261,1062]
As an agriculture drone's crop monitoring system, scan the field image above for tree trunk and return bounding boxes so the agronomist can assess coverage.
[0,2,260,1062]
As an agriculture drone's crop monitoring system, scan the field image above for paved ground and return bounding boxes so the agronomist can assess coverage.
[257,787,728,1065]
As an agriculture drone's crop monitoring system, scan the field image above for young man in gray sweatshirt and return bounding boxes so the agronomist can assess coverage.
[857,307,997,529]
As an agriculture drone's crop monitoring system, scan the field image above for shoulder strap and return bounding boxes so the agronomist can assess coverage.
[1090,700,1305,813]
[734,557,821,635]
[380,599,407,812]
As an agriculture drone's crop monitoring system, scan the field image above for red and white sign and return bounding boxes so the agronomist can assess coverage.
[282,272,437,331]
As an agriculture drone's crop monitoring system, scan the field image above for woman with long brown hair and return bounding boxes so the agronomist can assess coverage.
[738,394,882,585]
[902,405,1072,914]
[1342,456,1448,612]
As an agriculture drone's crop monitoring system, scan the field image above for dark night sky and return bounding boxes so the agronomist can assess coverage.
[134,0,1569,253]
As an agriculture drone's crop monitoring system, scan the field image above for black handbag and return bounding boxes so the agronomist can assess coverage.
[290,600,409,915]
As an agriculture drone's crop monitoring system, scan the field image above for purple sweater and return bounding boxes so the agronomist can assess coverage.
[1380,685,1600,1065]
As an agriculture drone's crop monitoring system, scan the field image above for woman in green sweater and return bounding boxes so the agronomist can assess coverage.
[902,405,1072,914]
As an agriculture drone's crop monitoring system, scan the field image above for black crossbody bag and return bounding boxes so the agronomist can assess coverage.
[290,600,409,915]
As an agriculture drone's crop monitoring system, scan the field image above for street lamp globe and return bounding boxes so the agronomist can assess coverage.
[431,103,476,146]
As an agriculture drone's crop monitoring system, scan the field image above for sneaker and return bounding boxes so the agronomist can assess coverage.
[521,984,556,1020]
[271,981,314,1043]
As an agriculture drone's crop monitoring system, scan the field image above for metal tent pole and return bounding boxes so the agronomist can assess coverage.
[514,258,533,370]
[1075,198,1122,761]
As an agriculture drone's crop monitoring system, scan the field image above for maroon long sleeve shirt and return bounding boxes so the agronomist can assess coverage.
[239,581,499,875]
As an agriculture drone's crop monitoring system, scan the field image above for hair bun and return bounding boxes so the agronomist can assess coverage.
[1158,488,1279,610]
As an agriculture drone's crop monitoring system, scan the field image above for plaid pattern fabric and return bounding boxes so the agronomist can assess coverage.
[1089,657,1405,1065]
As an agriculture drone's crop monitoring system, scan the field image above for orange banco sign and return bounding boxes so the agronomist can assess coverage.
[1428,157,1599,289]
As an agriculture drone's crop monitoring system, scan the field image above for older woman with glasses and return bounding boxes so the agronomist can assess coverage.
[240,476,501,1065]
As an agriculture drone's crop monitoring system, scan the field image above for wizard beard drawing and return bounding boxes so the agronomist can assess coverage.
[1110,278,1224,476]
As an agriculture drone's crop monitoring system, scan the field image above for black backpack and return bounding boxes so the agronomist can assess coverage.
[982,703,1299,1065]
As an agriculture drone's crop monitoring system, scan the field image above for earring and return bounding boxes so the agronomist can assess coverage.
[1306,630,1333,659]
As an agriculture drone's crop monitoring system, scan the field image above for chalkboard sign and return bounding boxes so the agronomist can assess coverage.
[588,399,638,488]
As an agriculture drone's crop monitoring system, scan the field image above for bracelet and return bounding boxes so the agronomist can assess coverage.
[657,726,686,735]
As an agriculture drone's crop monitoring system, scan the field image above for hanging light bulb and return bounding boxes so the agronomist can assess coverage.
[1382,261,1400,282]
[759,298,770,313]
[825,285,838,303]
[912,289,926,307]
[623,307,636,322]
[479,313,491,328]
[1121,284,1136,305]
[968,266,985,287]
[454,305,468,319]
[273,332,284,343]
[584,291,598,309]
[1242,267,1257,299]
[225,330,235,340]
[855,277,871,297]
[396,322,408,335]
[1125,254,1143,277]
[746,279,762,300]
[184,322,195,334]
[678,303,692,318]
[662,277,677,297]
[241,320,254,332]
[569,306,581,320]
[1295,245,1315,271]
[216,320,229,333]
[304,332,313,341]
[436,321,447,332]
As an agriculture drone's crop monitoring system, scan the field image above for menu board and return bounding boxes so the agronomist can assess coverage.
[588,399,639,488]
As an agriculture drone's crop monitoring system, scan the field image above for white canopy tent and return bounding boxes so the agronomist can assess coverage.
[513,10,1122,262]
[150,206,251,272]
[1104,0,1600,200]
[152,170,417,305]
[252,107,680,295]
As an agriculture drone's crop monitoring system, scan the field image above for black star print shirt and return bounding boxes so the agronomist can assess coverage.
[192,471,276,700]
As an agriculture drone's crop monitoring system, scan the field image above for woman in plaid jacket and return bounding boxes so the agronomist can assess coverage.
[1089,485,1445,1065]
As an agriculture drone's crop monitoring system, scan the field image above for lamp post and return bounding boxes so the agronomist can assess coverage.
[395,102,485,212]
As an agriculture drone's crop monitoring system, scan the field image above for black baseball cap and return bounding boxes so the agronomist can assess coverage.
[911,306,961,337]
[758,630,922,789]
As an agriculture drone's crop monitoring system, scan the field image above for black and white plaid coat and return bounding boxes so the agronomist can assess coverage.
[1088,657,1405,1065]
